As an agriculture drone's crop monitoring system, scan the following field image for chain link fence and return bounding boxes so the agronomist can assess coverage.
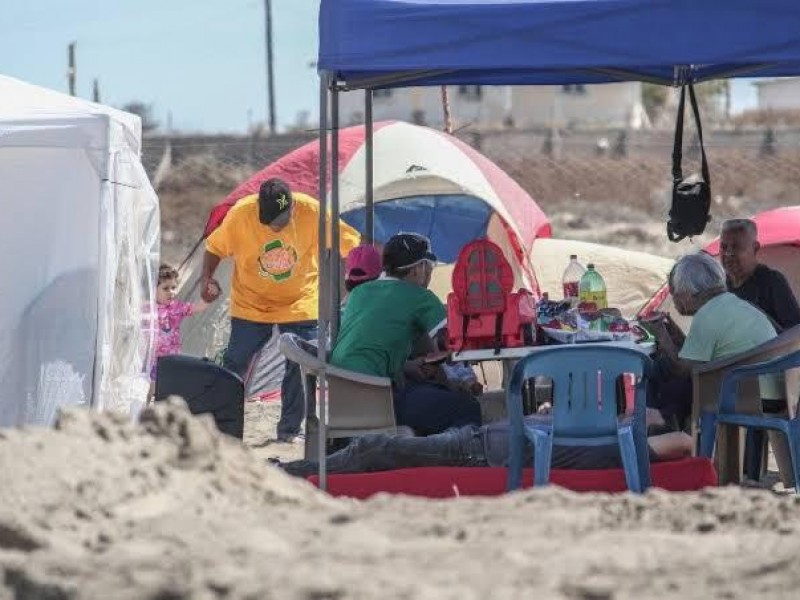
[147,127,800,264]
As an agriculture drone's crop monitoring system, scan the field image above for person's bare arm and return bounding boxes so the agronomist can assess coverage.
[648,319,697,378]
[648,431,693,461]
[191,299,211,314]
[201,251,222,303]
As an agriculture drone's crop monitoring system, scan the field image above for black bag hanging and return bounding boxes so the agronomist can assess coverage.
[667,82,711,242]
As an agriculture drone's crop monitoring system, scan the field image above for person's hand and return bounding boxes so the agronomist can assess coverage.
[662,313,685,345]
[467,380,484,397]
[640,311,667,323]
[403,358,426,383]
[645,318,670,344]
[419,363,440,380]
[201,277,221,303]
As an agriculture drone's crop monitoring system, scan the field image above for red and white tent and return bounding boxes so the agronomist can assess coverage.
[205,121,550,290]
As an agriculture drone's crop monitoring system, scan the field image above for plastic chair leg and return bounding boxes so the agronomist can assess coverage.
[506,430,525,491]
[744,428,766,481]
[618,429,643,493]
[698,411,717,458]
[532,430,553,487]
[786,425,800,492]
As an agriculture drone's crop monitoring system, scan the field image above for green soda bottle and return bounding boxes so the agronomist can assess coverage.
[579,263,607,309]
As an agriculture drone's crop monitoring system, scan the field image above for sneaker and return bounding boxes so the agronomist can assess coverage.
[276,432,305,444]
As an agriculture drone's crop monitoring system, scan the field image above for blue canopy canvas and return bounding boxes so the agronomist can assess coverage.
[319,0,800,88]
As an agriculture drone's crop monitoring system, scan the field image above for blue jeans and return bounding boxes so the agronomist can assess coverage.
[223,317,318,437]
[284,426,487,477]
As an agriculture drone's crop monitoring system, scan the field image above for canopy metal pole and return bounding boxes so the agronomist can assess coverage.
[330,83,342,342]
[365,89,374,243]
[316,72,330,492]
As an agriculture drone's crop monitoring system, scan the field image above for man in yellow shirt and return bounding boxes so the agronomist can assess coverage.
[201,178,360,442]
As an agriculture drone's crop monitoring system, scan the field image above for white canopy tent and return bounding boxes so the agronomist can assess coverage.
[0,75,159,427]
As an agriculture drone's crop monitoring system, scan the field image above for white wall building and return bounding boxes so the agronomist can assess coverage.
[337,82,649,129]
[755,78,800,111]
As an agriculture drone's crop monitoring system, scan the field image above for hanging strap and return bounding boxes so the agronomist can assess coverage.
[672,82,711,185]
[493,313,504,355]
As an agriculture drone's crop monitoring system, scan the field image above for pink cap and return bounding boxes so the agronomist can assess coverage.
[345,244,382,283]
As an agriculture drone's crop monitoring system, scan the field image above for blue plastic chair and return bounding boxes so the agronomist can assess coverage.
[506,344,652,493]
[698,349,800,490]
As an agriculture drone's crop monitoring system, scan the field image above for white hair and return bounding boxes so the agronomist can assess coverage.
[721,218,758,240]
[669,252,727,297]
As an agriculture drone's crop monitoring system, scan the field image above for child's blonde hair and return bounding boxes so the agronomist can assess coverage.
[158,263,179,285]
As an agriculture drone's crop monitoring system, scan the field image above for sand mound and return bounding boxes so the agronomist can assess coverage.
[2,402,800,599]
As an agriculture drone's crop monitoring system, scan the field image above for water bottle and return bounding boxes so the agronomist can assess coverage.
[579,263,608,309]
[561,255,586,305]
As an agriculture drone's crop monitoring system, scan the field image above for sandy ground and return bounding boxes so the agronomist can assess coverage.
[2,400,800,599]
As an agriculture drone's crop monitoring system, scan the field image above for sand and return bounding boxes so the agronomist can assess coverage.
[1,399,800,599]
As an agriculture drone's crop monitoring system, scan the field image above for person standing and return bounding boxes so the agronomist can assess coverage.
[201,178,360,442]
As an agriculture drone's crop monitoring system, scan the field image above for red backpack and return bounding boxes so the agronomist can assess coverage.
[446,239,536,352]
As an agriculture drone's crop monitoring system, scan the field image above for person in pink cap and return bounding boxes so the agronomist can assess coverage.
[344,244,383,293]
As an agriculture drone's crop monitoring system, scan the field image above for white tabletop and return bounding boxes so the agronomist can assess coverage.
[452,341,655,362]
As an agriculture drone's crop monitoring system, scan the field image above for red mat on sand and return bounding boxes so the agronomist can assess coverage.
[307,458,717,499]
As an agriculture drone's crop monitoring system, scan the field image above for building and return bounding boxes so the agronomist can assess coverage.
[337,82,649,130]
[755,77,800,111]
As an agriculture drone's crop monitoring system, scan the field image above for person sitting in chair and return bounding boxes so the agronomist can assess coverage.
[719,218,800,332]
[331,233,482,436]
[647,252,793,486]
[278,402,692,478]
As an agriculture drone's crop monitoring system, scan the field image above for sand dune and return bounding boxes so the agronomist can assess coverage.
[1,400,800,599]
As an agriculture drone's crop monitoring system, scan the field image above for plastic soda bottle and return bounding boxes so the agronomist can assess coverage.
[579,263,608,309]
[561,255,586,304]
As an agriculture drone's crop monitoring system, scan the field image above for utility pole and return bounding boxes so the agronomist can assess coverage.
[92,78,100,103]
[67,42,77,96]
[264,0,276,134]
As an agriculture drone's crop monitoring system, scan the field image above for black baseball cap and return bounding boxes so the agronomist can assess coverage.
[258,178,293,225]
[383,233,437,270]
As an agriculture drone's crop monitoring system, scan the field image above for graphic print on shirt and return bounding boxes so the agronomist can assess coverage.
[258,238,298,281]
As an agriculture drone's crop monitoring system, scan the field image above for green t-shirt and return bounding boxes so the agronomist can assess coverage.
[679,293,783,399]
[331,278,446,379]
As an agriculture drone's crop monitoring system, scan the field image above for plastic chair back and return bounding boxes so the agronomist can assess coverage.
[510,344,649,439]
[278,333,399,440]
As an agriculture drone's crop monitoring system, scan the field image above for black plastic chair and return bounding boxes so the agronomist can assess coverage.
[155,354,245,439]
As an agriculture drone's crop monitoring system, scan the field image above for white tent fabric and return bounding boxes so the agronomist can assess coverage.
[529,238,674,319]
[0,75,159,427]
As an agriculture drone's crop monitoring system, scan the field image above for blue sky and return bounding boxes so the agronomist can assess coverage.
[0,0,321,133]
[0,0,758,134]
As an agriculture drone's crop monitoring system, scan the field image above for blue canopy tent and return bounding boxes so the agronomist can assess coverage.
[311,0,800,488]
[320,0,800,88]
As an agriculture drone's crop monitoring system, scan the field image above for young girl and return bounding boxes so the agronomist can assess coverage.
[150,263,215,384]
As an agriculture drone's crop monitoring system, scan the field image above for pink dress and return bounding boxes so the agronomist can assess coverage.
[151,300,194,380]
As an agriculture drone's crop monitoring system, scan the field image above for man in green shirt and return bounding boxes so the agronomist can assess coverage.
[331,233,481,435]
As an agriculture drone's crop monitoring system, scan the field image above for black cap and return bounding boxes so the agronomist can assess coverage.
[258,178,293,225]
[383,233,437,270]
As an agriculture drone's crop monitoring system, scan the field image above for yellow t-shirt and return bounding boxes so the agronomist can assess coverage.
[206,193,360,324]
